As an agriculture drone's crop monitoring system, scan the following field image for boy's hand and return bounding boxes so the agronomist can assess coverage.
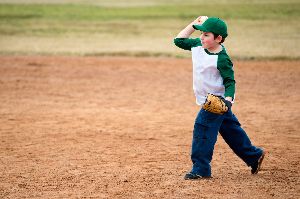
[194,16,208,25]
[224,97,233,109]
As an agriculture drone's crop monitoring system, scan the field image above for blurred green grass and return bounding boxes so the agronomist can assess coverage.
[0,3,298,22]
[0,1,299,59]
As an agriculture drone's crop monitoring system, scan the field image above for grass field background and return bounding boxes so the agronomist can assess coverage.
[0,0,299,59]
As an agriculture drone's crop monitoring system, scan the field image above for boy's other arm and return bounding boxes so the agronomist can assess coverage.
[217,57,236,102]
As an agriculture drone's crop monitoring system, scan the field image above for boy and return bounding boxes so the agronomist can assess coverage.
[174,16,265,180]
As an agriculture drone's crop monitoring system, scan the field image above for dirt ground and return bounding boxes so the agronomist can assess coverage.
[0,56,299,199]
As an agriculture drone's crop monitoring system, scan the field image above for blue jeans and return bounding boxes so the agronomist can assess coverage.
[190,108,263,177]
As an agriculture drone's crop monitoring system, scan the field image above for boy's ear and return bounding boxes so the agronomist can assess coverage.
[215,35,223,43]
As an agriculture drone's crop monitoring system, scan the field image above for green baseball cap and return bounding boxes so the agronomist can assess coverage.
[193,17,228,38]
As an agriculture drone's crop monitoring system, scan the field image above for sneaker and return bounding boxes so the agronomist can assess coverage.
[251,150,266,174]
[184,172,211,180]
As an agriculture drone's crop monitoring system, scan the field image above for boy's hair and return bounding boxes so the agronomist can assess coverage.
[213,33,225,44]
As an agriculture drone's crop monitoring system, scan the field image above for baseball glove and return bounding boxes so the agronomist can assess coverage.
[202,93,232,115]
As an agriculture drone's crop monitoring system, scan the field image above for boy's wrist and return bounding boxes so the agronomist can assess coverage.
[225,96,233,102]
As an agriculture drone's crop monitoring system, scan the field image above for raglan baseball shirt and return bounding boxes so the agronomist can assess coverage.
[174,37,235,105]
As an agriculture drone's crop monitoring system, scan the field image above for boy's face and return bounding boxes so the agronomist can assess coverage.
[200,32,221,49]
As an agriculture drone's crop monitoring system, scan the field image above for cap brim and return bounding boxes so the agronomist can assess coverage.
[193,24,209,32]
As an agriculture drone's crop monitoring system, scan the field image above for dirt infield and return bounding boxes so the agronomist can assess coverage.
[0,56,299,198]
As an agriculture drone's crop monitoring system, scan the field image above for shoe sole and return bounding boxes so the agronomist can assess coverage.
[253,151,266,174]
[184,175,212,180]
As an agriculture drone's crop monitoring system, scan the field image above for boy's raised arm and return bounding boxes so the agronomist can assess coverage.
[174,16,207,50]
[176,16,206,38]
